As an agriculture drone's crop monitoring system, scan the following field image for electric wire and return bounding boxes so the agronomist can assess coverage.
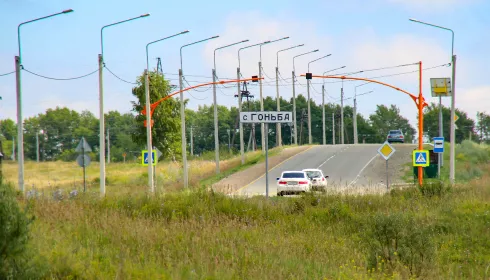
[104,66,138,85]
[0,71,15,77]
[23,67,99,80]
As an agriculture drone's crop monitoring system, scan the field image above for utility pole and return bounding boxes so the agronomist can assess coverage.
[107,128,110,164]
[275,66,281,147]
[353,95,358,144]
[341,84,344,144]
[449,55,456,184]
[322,85,326,145]
[292,71,298,145]
[190,126,194,156]
[332,113,335,145]
[36,132,39,162]
[12,136,15,161]
[237,68,244,164]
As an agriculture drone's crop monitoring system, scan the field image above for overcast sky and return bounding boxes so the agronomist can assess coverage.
[1,0,489,134]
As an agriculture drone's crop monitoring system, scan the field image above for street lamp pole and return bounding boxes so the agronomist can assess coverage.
[307,54,331,144]
[145,31,189,193]
[212,39,249,174]
[99,13,149,197]
[409,18,456,183]
[276,44,304,147]
[16,9,74,193]
[353,81,371,144]
[180,35,219,188]
[258,37,289,153]
[322,66,346,145]
[292,49,319,145]
[237,41,270,163]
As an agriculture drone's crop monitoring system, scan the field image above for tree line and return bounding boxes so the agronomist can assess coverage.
[0,70,486,162]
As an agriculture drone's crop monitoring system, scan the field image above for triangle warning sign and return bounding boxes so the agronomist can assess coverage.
[416,153,426,163]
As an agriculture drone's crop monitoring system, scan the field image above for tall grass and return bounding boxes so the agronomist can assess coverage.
[21,164,490,279]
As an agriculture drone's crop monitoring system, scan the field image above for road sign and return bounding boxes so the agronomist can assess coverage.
[122,152,127,157]
[76,154,91,167]
[75,137,92,153]
[433,137,444,153]
[377,141,396,160]
[454,114,459,122]
[413,150,430,167]
[156,148,162,158]
[142,150,157,166]
[240,111,292,123]
[430,78,452,97]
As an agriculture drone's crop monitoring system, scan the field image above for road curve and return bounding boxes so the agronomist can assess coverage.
[235,144,384,196]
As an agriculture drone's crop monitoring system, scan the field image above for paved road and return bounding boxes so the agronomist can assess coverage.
[236,144,384,196]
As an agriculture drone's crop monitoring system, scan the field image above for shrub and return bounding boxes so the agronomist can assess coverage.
[419,181,451,197]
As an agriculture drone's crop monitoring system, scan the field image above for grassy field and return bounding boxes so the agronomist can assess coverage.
[8,165,489,279]
[2,147,284,196]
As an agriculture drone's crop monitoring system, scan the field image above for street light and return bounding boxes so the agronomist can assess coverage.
[275,44,304,147]
[99,13,150,197]
[307,54,331,144]
[322,66,346,145]
[409,18,456,183]
[258,37,289,153]
[16,9,74,193]
[212,39,249,174]
[292,49,319,145]
[236,40,270,163]
[145,30,189,193]
[180,35,219,188]
[353,81,371,144]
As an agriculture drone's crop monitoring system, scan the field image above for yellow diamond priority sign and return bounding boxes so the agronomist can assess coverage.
[378,141,396,160]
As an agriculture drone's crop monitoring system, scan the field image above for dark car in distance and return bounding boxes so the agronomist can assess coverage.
[387,130,404,143]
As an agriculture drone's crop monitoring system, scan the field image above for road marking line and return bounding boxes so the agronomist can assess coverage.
[348,153,379,187]
[234,145,315,194]
[318,154,336,168]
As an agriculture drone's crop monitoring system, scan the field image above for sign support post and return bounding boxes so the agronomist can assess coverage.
[377,141,396,191]
[240,111,292,197]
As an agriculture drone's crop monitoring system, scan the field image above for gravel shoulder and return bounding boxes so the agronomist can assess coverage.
[212,145,312,194]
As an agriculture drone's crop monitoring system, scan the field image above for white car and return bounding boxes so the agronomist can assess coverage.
[302,169,329,190]
[276,171,312,196]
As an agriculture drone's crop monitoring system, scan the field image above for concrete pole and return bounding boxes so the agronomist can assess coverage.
[307,78,312,144]
[36,132,39,162]
[190,126,194,156]
[12,136,15,161]
[341,86,344,144]
[259,61,265,153]
[144,69,154,192]
[238,67,245,164]
[353,97,358,144]
[292,71,298,145]
[212,69,219,173]
[275,67,282,147]
[107,127,110,164]
[322,85,326,145]
[179,69,188,188]
[332,113,335,145]
[439,96,443,167]
[98,54,106,195]
[449,55,457,184]
[15,56,24,193]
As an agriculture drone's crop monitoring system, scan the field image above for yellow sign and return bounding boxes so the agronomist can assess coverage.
[454,114,459,122]
[377,141,396,160]
[413,150,430,167]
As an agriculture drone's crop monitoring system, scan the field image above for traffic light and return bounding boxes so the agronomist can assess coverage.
[252,75,259,82]
[305,73,312,80]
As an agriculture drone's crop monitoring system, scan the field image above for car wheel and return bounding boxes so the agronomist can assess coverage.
[277,192,283,196]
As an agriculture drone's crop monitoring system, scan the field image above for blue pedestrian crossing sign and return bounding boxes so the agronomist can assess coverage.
[142,150,157,166]
[413,150,430,167]
[433,137,444,153]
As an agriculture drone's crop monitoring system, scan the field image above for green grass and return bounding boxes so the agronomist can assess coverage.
[404,140,490,184]
[13,165,490,279]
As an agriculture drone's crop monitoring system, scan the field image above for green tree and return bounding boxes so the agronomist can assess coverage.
[131,71,181,160]
[0,119,16,140]
[370,104,416,143]
[423,103,475,143]
[476,111,490,143]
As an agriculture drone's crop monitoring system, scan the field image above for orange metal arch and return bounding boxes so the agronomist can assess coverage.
[301,62,426,186]
[141,76,262,117]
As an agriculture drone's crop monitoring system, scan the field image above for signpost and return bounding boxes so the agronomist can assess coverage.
[142,150,157,166]
[240,111,293,197]
[413,150,430,167]
[433,137,444,178]
[377,141,396,190]
[75,137,92,192]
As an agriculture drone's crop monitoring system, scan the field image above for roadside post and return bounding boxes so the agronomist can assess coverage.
[240,111,292,197]
[433,137,444,178]
[75,137,92,192]
[377,141,396,190]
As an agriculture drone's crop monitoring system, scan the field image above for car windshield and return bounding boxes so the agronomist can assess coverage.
[282,172,305,178]
[389,130,401,135]
[304,171,322,178]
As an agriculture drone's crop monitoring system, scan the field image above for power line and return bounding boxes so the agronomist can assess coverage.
[23,67,99,81]
[104,66,138,85]
[0,71,15,77]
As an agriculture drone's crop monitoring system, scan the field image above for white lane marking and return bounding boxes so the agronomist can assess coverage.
[348,153,379,187]
[318,154,336,168]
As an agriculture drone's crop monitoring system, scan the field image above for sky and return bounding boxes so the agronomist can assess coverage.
[1,0,489,134]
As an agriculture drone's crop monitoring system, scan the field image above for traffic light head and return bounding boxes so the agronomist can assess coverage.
[306,73,312,80]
